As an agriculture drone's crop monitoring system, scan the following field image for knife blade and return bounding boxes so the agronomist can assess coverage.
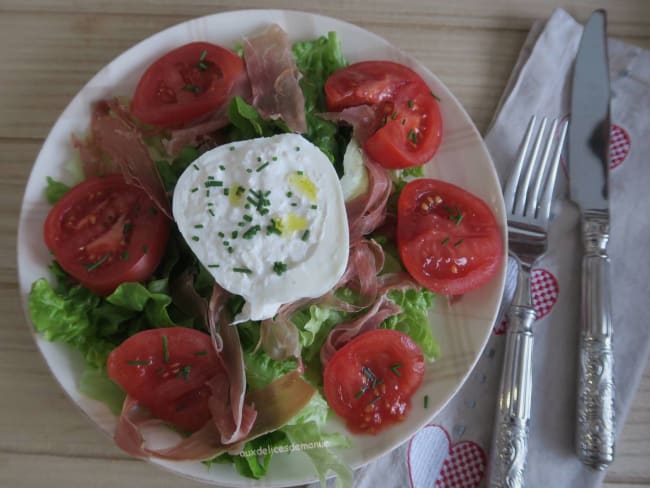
[568,9,615,470]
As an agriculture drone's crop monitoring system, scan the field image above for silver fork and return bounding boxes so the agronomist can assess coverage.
[487,115,568,488]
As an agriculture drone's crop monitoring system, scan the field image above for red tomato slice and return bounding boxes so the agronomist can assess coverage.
[44,175,170,296]
[324,61,442,169]
[397,179,503,295]
[107,327,223,432]
[323,329,425,434]
[130,42,244,127]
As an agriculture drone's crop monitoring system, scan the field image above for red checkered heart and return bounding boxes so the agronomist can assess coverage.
[494,268,559,335]
[408,424,486,488]
[609,124,630,169]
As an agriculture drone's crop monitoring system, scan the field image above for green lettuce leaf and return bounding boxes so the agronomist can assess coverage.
[381,288,439,361]
[243,347,298,390]
[45,176,70,204]
[292,32,350,172]
[227,96,289,141]
[78,366,126,416]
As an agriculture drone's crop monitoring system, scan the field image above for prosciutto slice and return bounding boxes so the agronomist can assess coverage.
[77,100,172,218]
[319,105,379,144]
[243,24,307,133]
[320,294,402,367]
[114,372,315,461]
[206,285,256,444]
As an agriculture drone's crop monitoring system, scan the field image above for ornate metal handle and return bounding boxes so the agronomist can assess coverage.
[576,212,615,469]
[488,266,535,488]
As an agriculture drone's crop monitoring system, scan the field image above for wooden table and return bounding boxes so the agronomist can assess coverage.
[1,1,649,487]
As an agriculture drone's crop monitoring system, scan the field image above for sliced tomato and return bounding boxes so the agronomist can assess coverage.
[107,327,222,432]
[43,175,170,296]
[325,61,442,169]
[397,179,503,295]
[130,42,245,127]
[323,329,425,435]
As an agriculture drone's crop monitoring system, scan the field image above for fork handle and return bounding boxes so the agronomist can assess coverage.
[576,213,615,469]
[488,283,536,488]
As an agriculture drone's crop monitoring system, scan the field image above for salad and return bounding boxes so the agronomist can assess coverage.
[27,23,503,486]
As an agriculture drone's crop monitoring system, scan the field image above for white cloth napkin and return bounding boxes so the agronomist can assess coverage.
[323,8,650,488]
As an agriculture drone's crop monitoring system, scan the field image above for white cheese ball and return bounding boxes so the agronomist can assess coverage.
[173,133,349,322]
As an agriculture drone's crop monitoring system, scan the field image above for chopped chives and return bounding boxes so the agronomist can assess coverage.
[246,168,253,173]
[219,165,225,170]
[311,204,318,209]
[223,188,229,196]
[207,264,220,269]
[162,335,169,363]
[272,156,278,161]
[295,146,301,151]
[301,230,310,241]
[181,365,191,381]
[199,49,207,61]
[229,146,235,152]
[243,214,253,222]
[408,129,418,144]
[286,191,293,197]
[407,99,414,108]
[441,236,450,245]
[256,162,270,172]
[191,236,199,242]
[123,223,132,234]
[231,230,238,239]
[368,395,382,406]
[195,350,208,356]
[257,156,262,162]
[191,187,198,193]
[194,224,204,229]
[142,245,148,254]
[218,232,225,238]
[208,209,215,216]
[431,91,441,101]
[272,261,288,276]
[204,180,223,187]
[193,164,199,170]
[127,360,151,366]
[424,395,429,408]
[242,225,261,239]
[454,239,464,246]
[390,362,402,377]
[227,246,234,254]
[233,266,252,274]
[86,253,109,272]
[182,84,200,93]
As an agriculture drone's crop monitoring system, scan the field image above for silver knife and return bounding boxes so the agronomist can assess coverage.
[568,9,615,470]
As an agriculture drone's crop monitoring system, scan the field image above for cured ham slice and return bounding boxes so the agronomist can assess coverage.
[114,372,315,461]
[243,24,307,133]
[76,100,172,218]
[320,294,402,367]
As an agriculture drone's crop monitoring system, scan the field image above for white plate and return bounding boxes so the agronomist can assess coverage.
[17,9,507,488]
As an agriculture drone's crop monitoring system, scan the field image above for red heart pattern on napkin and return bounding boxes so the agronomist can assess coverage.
[408,424,486,488]
[609,124,631,169]
[494,268,559,335]
[560,121,630,172]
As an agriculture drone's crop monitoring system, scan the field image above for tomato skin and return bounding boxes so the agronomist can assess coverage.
[397,179,503,295]
[107,328,222,432]
[323,329,424,435]
[325,61,442,169]
[364,83,442,169]
[43,175,170,296]
[130,42,245,127]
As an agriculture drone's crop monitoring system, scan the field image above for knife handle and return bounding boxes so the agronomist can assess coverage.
[488,265,535,488]
[576,212,615,470]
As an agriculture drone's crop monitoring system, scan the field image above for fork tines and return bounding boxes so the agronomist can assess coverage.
[504,116,569,224]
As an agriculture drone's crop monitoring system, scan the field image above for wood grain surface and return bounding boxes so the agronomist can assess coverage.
[1,1,648,487]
